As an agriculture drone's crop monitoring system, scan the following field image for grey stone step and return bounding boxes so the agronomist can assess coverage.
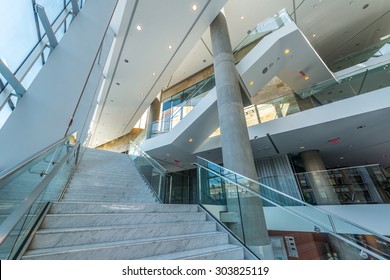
[41,212,206,228]
[49,202,199,214]
[61,198,157,203]
[29,221,217,249]
[61,192,156,201]
[22,232,229,260]
[64,186,152,195]
[140,244,245,260]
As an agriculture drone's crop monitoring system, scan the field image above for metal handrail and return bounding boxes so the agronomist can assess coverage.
[130,141,167,174]
[194,160,389,259]
[0,141,80,245]
[195,156,390,243]
[0,131,77,181]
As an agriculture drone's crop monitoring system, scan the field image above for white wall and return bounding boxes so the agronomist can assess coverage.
[0,0,118,171]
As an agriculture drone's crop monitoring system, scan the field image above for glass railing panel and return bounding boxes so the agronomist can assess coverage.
[197,165,245,241]
[0,136,79,259]
[329,40,390,71]
[296,58,390,101]
[195,157,390,259]
[233,9,293,56]
[293,165,390,205]
[128,142,169,203]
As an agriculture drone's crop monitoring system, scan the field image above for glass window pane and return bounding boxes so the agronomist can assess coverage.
[0,0,39,72]
[36,0,65,24]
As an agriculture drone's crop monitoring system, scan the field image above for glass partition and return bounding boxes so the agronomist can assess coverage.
[0,133,80,259]
[195,157,390,260]
[291,164,390,205]
[233,9,293,61]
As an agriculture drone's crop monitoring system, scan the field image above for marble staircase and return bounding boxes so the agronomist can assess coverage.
[21,148,254,260]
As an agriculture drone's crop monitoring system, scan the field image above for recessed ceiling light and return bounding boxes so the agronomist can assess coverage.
[188,138,193,142]
[348,144,353,148]
[140,92,144,96]
[136,25,142,31]
[304,76,310,81]
[284,49,290,55]
[357,125,366,129]
[300,146,305,150]
[152,72,156,76]
[312,34,316,37]
[249,81,254,86]
[313,4,317,8]
[240,16,245,20]
[339,156,344,160]
[192,4,198,11]
[168,44,173,49]
[349,1,354,4]
[166,153,171,157]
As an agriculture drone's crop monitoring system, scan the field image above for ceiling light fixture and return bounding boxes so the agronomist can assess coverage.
[304,76,310,81]
[168,44,173,49]
[313,34,316,37]
[188,138,193,142]
[241,16,245,20]
[192,4,198,11]
[249,81,254,86]
[284,49,290,55]
[152,72,156,76]
[136,25,142,31]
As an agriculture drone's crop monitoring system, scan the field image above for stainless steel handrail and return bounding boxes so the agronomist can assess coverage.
[130,141,167,174]
[194,161,389,260]
[0,141,80,245]
[195,156,390,243]
[0,131,77,181]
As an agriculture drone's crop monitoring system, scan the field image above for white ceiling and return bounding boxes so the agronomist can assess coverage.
[89,0,390,160]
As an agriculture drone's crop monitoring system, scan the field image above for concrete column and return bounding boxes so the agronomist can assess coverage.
[145,98,161,139]
[210,12,273,259]
[300,150,340,205]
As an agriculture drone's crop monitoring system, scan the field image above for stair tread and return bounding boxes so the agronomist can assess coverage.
[24,231,227,257]
[36,221,216,234]
[140,244,243,260]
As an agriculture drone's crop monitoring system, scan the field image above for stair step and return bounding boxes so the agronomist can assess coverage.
[64,187,151,195]
[22,232,229,260]
[49,202,199,214]
[140,244,245,260]
[29,221,217,249]
[41,212,206,228]
[62,193,156,201]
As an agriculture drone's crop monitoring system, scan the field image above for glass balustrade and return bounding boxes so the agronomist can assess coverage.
[128,141,171,203]
[195,157,390,260]
[0,132,80,259]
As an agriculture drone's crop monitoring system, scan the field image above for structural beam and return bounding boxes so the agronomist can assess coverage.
[35,4,58,50]
[0,60,26,97]
[71,0,80,16]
